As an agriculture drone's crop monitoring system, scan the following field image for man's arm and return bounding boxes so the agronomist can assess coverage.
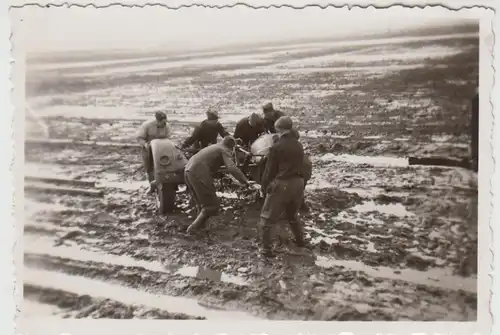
[136,121,149,147]
[182,124,202,148]
[260,145,279,191]
[221,149,250,185]
[165,123,173,139]
[233,121,244,140]
[302,154,313,182]
[218,122,230,138]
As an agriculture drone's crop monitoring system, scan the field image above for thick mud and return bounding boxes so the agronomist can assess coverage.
[23,26,478,321]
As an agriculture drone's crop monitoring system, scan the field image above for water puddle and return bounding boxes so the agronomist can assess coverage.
[335,201,415,227]
[319,153,409,168]
[64,54,270,77]
[24,268,259,320]
[21,299,64,317]
[351,201,414,218]
[306,178,335,190]
[24,236,249,287]
[283,46,461,67]
[299,130,350,139]
[342,187,386,198]
[96,180,146,191]
[24,198,76,215]
[315,256,476,293]
[168,265,249,286]
[24,163,91,179]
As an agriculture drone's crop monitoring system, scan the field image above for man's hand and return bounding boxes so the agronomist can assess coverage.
[247,181,261,191]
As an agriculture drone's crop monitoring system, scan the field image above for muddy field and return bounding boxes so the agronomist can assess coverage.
[23,24,479,321]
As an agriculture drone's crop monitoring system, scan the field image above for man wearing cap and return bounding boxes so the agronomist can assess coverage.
[258,116,309,257]
[181,107,230,151]
[136,111,173,192]
[234,113,266,149]
[262,102,285,134]
[184,136,257,234]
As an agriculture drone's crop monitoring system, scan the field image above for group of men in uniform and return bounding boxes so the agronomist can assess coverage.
[136,102,311,257]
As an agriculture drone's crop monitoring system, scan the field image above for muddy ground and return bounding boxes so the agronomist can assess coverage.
[22,24,478,321]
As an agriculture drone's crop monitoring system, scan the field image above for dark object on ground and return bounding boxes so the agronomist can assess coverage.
[408,156,472,170]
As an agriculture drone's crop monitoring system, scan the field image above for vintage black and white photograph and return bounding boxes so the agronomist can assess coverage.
[16,4,484,322]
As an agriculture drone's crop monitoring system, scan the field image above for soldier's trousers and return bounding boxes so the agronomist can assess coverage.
[141,145,154,182]
[184,170,220,214]
[260,177,305,248]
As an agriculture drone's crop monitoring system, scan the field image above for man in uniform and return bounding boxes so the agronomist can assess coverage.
[136,111,173,193]
[470,88,479,172]
[184,136,257,234]
[258,116,309,257]
[181,107,230,152]
[292,129,312,212]
[234,113,266,149]
[262,102,285,134]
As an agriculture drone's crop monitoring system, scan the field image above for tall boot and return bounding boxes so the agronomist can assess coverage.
[289,216,306,247]
[147,171,156,194]
[186,209,210,234]
[299,198,310,213]
[259,218,274,257]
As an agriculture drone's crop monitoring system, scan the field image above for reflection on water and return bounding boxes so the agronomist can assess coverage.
[21,299,63,317]
[320,153,409,167]
[315,256,476,293]
[351,201,414,218]
[166,264,249,286]
[24,236,249,287]
[24,268,258,320]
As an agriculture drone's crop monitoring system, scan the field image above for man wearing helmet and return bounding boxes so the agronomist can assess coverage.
[181,107,230,151]
[258,116,310,257]
[136,111,173,193]
[262,102,285,134]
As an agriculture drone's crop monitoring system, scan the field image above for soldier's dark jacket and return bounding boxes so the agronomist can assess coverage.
[261,130,307,191]
[185,143,236,179]
[234,117,266,147]
[263,110,285,134]
[182,119,230,149]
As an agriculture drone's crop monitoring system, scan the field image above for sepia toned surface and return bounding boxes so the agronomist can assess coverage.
[18,6,483,323]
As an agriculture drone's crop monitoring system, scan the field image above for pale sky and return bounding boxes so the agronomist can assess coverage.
[20,6,480,53]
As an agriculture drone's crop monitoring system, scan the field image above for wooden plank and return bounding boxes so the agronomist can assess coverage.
[24,175,96,188]
[24,182,104,197]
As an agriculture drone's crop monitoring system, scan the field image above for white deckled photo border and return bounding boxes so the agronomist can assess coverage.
[3,1,498,335]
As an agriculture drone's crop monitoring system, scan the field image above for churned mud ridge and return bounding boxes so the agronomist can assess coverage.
[24,285,205,319]
[26,180,474,274]
[24,252,476,321]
